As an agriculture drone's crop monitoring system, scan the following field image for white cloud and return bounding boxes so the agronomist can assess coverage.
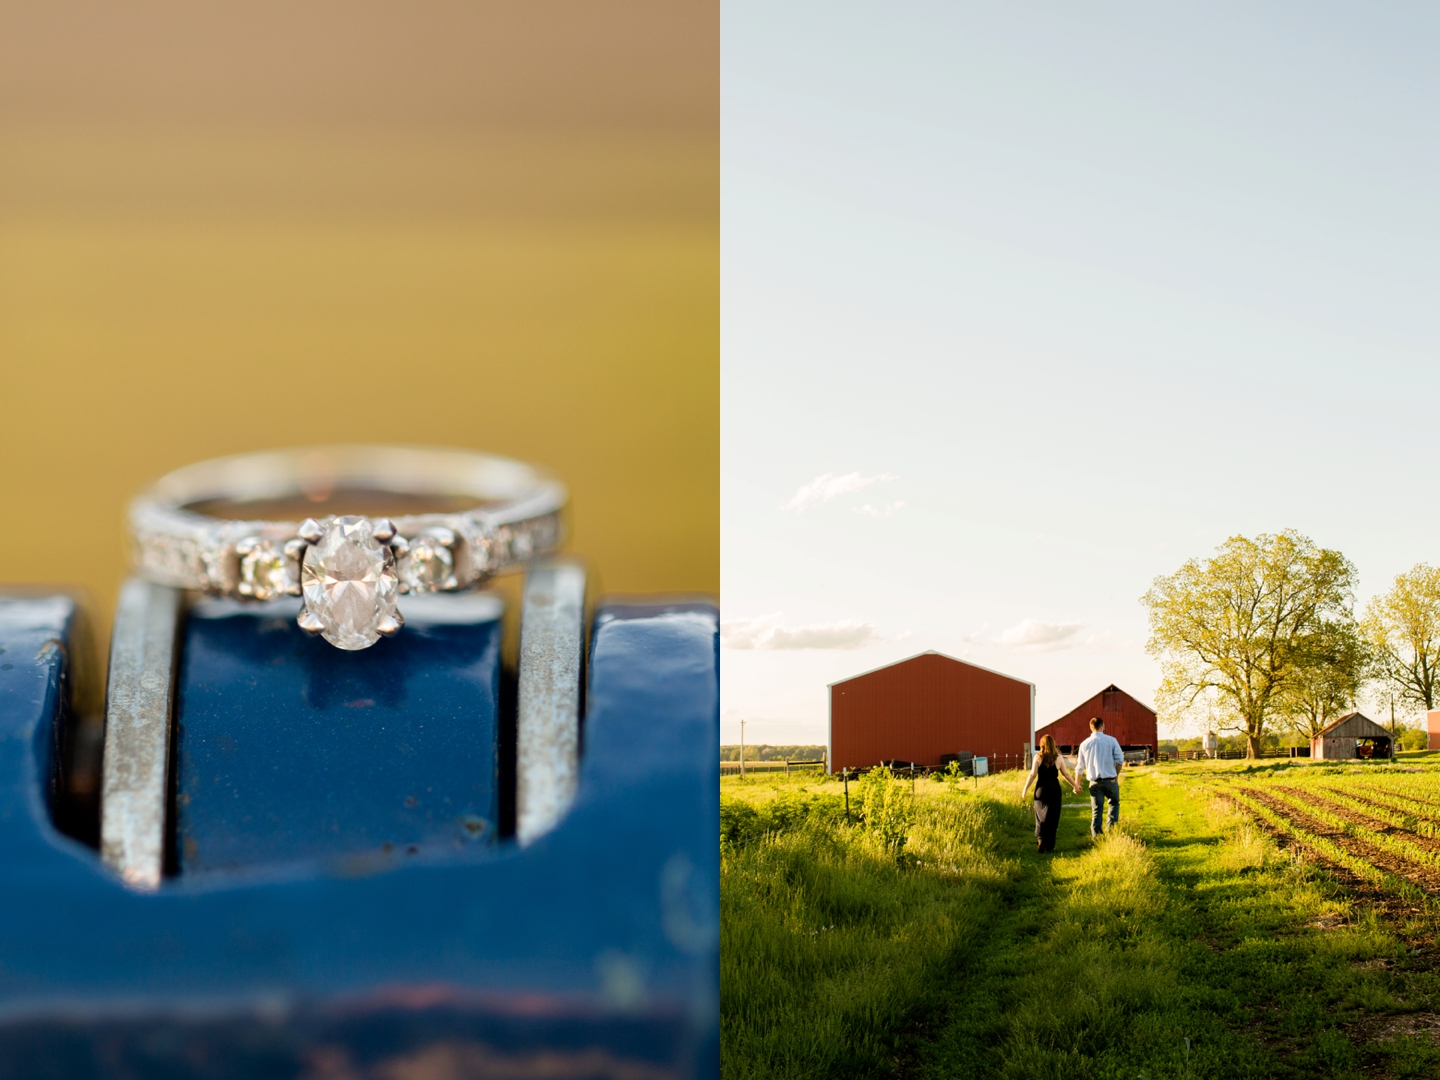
[998,619,1086,651]
[722,612,886,650]
[852,501,906,517]
[779,471,897,512]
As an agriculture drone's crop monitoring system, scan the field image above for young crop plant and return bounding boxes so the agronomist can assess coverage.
[1305,783,1436,838]
[1355,783,1440,823]
[1210,761,1440,932]
[1223,788,1395,892]
[1256,785,1440,872]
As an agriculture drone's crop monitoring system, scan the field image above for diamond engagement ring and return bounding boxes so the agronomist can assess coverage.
[129,446,566,650]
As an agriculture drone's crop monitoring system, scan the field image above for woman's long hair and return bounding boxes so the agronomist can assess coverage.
[1039,734,1058,765]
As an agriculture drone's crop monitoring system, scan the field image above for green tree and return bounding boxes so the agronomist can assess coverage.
[1277,618,1369,743]
[1363,563,1440,715]
[1391,724,1430,752]
[1142,530,1357,759]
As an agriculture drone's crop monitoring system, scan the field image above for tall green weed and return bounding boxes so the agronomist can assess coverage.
[721,784,1012,1080]
[853,765,916,852]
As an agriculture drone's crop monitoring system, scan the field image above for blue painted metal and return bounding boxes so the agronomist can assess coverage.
[177,598,501,873]
[0,595,719,1079]
[0,595,86,849]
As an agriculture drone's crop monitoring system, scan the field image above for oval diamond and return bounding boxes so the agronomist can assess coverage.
[300,516,399,650]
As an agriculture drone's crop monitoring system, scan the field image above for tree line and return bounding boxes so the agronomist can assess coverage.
[1142,530,1440,758]
[719,744,827,762]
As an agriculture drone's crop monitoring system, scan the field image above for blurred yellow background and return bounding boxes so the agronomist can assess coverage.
[0,2,718,637]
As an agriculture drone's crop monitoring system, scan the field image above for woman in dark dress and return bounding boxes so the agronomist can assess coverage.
[1018,734,1081,853]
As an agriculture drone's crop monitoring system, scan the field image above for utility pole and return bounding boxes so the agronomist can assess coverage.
[739,717,746,779]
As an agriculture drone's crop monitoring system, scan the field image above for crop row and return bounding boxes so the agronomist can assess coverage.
[1258,785,1440,871]
[1281,768,1440,810]
[1340,783,1440,828]
[1230,785,1440,912]
[1297,783,1440,840]
[1224,788,1395,891]
[1222,786,1440,916]
[1248,768,1440,827]
[1218,776,1440,918]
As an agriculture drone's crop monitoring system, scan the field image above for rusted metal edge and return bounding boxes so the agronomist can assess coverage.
[516,559,585,847]
[100,577,182,889]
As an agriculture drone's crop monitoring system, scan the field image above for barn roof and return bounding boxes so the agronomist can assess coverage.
[1036,684,1158,729]
[1316,711,1392,740]
[827,650,1035,690]
[1089,684,1157,716]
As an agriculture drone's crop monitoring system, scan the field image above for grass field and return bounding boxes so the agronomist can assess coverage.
[722,757,1440,1079]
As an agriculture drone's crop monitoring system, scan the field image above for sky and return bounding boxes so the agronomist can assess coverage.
[721,3,1440,748]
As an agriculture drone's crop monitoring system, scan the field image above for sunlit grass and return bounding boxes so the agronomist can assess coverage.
[722,764,1440,1079]
[720,773,1013,1080]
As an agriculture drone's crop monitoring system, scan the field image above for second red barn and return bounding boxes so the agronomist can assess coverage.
[1036,684,1157,761]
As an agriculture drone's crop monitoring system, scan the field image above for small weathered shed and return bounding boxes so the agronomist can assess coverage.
[1311,712,1392,761]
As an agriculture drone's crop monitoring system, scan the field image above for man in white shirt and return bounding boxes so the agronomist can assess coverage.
[1074,716,1125,837]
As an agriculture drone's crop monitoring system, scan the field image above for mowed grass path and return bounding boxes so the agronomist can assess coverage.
[723,765,1440,1079]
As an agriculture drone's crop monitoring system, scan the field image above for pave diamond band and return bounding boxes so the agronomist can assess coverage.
[130,446,566,650]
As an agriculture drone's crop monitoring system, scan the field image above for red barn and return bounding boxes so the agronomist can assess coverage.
[828,652,1034,772]
[1036,684,1157,759]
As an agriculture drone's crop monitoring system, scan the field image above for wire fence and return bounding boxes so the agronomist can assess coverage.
[720,752,1040,778]
[720,757,827,777]
[1165,748,1308,761]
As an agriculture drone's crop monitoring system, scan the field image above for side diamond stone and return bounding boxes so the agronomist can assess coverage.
[399,529,458,594]
[237,538,298,600]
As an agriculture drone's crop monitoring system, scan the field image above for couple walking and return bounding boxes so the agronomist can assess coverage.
[1018,717,1124,852]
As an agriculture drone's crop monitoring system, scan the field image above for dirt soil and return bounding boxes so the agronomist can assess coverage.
[1272,784,1440,860]
[1348,782,1440,822]
[1232,786,1440,913]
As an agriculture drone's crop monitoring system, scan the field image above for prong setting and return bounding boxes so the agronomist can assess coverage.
[297,610,324,636]
[298,518,325,544]
[390,535,411,593]
[296,516,403,649]
[372,518,397,543]
[376,613,404,637]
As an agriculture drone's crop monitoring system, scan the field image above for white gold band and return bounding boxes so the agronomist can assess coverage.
[129,446,566,650]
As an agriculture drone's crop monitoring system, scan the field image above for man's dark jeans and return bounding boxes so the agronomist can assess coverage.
[1089,777,1120,835]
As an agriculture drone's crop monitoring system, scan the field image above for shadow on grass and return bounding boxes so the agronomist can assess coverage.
[907,775,1440,1080]
[721,768,1440,1080]
[721,775,1017,1080]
